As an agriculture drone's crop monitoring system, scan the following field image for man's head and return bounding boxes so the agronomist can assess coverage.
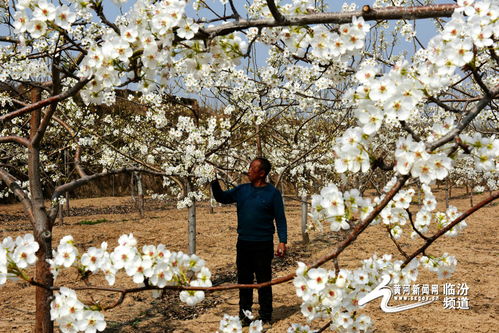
[247,157,271,184]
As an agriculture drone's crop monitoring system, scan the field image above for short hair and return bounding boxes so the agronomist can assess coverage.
[254,157,271,177]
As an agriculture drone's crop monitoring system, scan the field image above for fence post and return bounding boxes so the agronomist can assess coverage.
[63,149,70,213]
[301,194,310,244]
[136,172,144,218]
[209,186,214,214]
[58,202,64,225]
[186,179,196,254]
[131,171,136,202]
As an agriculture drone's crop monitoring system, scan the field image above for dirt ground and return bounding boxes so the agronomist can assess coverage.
[0,188,497,333]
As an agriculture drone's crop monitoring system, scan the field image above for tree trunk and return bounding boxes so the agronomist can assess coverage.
[301,194,310,244]
[29,88,54,333]
[186,180,196,254]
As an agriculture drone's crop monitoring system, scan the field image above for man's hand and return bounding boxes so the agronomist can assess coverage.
[275,242,286,257]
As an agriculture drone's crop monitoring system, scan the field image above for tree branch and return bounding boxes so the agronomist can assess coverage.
[31,175,411,297]
[90,1,120,35]
[386,225,409,259]
[400,120,422,142]
[427,96,459,113]
[427,85,499,151]
[47,167,168,220]
[0,79,90,123]
[0,36,20,43]
[0,136,30,147]
[0,167,34,225]
[31,58,62,147]
[266,0,287,23]
[200,4,458,39]
[228,0,240,20]
[401,191,499,268]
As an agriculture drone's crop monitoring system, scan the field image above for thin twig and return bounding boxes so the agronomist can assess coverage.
[402,191,499,268]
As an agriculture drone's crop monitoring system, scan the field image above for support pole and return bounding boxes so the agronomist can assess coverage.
[301,194,310,244]
[186,179,196,254]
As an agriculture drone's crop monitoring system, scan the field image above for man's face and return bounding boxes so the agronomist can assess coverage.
[248,160,265,182]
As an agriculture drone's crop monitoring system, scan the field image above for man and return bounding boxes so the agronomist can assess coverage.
[211,157,287,326]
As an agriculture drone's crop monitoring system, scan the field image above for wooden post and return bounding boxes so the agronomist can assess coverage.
[281,182,286,209]
[58,202,64,225]
[209,186,214,214]
[63,149,70,212]
[445,178,450,209]
[131,171,136,202]
[256,124,262,157]
[468,184,474,208]
[186,179,196,254]
[136,172,144,218]
[301,194,310,244]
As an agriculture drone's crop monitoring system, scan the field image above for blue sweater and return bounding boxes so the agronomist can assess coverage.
[211,181,287,243]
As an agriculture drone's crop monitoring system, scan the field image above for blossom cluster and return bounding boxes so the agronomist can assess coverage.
[1,233,211,333]
[413,184,467,238]
[279,16,371,63]
[287,323,316,333]
[309,184,373,232]
[217,314,262,333]
[13,0,77,37]
[293,255,419,332]
[334,0,497,178]
[460,132,499,172]
[49,234,211,295]
[420,253,458,280]
[217,312,317,333]
[395,135,453,184]
[310,178,468,241]
[0,234,39,284]
[50,287,106,333]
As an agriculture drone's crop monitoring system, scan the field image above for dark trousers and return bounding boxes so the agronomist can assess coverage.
[236,239,274,321]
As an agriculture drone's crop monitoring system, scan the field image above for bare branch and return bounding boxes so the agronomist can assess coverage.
[200,4,458,39]
[427,96,460,113]
[400,120,422,141]
[49,115,87,178]
[317,321,334,333]
[471,64,492,97]
[228,0,240,20]
[90,1,120,35]
[266,0,287,23]
[0,167,34,225]
[50,167,165,201]
[31,58,62,147]
[386,225,409,259]
[407,208,429,241]
[0,36,20,43]
[0,136,30,147]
